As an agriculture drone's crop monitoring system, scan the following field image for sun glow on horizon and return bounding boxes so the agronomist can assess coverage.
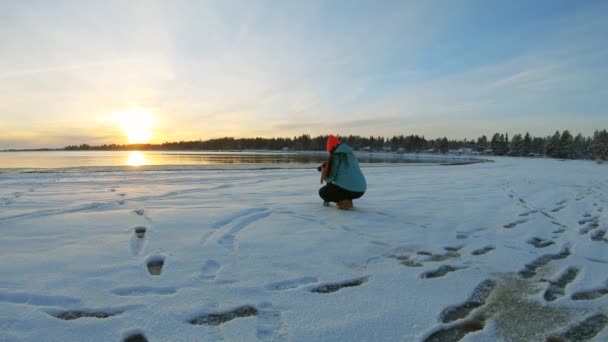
[112,108,155,144]
[126,151,148,166]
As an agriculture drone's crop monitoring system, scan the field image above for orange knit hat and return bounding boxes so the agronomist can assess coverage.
[326,135,340,152]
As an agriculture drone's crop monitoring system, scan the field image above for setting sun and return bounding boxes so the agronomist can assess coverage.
[112,108,155,144]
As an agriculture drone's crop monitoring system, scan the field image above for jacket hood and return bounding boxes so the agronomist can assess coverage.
[335,143,353,153]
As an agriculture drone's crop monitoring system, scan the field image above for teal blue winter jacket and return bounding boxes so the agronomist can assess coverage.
[325,144,367,193]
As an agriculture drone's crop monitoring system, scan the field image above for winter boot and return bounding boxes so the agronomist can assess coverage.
[337,199,353,210]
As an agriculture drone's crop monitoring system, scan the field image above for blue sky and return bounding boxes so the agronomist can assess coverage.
[1,0,607,148]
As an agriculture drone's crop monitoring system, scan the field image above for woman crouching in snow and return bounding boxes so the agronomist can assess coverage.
[318,135,367,209]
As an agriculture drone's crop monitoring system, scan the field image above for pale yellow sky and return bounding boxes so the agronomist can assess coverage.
[1,1,607,149]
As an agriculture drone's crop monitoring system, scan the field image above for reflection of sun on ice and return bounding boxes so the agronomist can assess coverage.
[127,151,147,167]
[112,108,155,144]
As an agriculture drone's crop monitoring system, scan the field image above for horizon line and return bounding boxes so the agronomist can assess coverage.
[3,129,607,151]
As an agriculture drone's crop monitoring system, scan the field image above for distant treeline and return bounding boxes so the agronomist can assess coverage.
[65,129,608,160]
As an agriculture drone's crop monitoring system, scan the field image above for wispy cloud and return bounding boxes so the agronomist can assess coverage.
[486,65,562,90]
[0,0,607,147]
[0,59,136,79]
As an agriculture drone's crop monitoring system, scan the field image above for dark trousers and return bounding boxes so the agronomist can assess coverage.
[319,183,364,203]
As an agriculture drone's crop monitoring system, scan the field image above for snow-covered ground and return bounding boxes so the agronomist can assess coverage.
[1,157,607,341]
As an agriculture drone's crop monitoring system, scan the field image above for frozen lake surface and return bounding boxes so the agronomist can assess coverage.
[1,157,607,341]
[0,151,477,172]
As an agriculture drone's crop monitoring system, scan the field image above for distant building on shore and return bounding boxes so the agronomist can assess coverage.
[449,148,478,155]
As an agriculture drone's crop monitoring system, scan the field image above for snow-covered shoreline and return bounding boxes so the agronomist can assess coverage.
[1,158,607,341]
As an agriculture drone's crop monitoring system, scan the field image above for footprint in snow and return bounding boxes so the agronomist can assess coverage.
[146,255,165,276]
[540,211,556,220]
[439,279,496,323]
[542,267,579,302]
[546,314,608,342]
[187,305,258,325]
[310,277,369,293]
[504,219,527,229]
[201,260,221,281]
[571,281,608,301]
[590,229,606,242]
[579,220,599,235]
[256,302,287,342]
[425,250,461,263]
[578,216,598,225]
[527,237,555,248]
[518,247,570,279]
[388,254,423,267]
[49,308,123,320]
[423,316,486,342]
[471,246,495,256]
[444,246,463,252]
[130,227,147,256]
[519,210,539,217]
[134,226,146,238]
[421,265,466,279]
[185,302,287,340]
[123,330,148,342]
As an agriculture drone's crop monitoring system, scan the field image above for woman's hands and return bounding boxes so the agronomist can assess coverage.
[318,161,328,184]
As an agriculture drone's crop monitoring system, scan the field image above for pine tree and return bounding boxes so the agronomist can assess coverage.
[590,130,608,160]
[572,133,587,159]
[546,131,561,158]
[491,133,501,155]
[439,137,449,154]
[510,134,524,156]
[532,137,545,156]
[523,133,532,156]
[559,130,574,159]
[498,134,506,155]
[477,135,488,152]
